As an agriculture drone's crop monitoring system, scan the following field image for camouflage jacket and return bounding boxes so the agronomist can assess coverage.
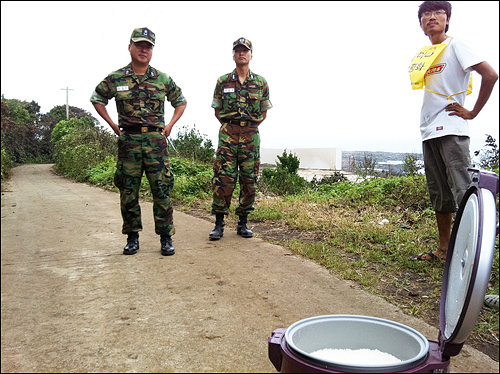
[211,69,272,123]
[90,63,187,129]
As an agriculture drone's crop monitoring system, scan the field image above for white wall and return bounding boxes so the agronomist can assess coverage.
[261,148,342,170]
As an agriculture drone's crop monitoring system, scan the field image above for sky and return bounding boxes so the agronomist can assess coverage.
[1,1,499,155]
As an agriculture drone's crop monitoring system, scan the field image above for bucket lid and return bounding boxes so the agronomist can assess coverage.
[439,169,498,356]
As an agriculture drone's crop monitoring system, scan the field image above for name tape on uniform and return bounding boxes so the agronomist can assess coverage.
[223,88,235,93]
[117,86,129,92]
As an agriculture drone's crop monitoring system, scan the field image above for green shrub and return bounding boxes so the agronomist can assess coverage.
[170,124,215,164]
[310,171,348,188]
[171,170,212,200]
[261,167,308,195]
[170,156,212,176]
[87,156,117,186]
[52,117,117,181]
[1,146,12,180]
[336,175,429,210]
[277,149,300,174]
[403,154,421,176]
[259,150,309,195]
[168,156,213,202]
[51,116,95,145]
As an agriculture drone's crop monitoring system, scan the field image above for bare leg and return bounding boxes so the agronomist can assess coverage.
[419,211,452,260]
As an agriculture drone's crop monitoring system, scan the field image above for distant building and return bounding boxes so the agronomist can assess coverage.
[260,148,342,170]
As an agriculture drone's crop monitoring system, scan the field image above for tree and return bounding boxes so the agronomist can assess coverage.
[276,149,300,175]
[1,95,99,164]
[52,116,117,181]
[474,134,499,172]
[403,154,421,176]
[171,124,215,164]
[356,153,378,179]
[1,98,40,163]
[1,95,31,125]
[260,150,307,195]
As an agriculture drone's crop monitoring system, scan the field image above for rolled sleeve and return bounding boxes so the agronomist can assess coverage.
[260,81,272,111]
[90,79,113,106]
[165,78,187,108]
[211,98,222,109]
[89,90,109,106]
[171,94,187,108]
[211,79,223,109]
[261,99,273,112]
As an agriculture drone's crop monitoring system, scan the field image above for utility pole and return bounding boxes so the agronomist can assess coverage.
[61,87,74,120]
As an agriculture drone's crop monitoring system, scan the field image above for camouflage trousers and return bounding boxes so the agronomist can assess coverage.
[211,122,260,216]
[114,132,175,236]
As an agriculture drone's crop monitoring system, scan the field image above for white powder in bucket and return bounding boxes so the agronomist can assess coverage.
[310,348,402,365]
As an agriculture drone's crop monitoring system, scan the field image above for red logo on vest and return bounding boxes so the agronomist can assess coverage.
[426,63,447,76]
[436,126,443,131]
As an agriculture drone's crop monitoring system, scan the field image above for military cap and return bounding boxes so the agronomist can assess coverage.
[130,27,155,45]
[233,37,252,52]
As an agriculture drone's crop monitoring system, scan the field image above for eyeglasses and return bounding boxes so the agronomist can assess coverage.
[421,10,446,19]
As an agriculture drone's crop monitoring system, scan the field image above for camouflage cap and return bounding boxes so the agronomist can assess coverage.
[233,37,252,52]
[130,27,155,45]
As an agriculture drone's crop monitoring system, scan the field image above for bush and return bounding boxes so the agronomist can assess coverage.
[168,157,212,202]
[260,168,308,195]
[1,146,12,180]
[355,153,378,179]
[277,149,300,174]
[310,171,348,187]
[260,150,308,195]
[52,117,117,181]
[51,116,95,145]
[171,124,215,164]
[403,154,421,176]
[170,156,211,176]
[339,175,430,210]
[86,156,117,186]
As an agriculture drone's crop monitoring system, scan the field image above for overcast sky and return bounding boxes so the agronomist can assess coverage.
[1,1,498,155]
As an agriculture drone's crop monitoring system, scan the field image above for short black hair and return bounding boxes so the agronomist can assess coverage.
[418,1,452,33]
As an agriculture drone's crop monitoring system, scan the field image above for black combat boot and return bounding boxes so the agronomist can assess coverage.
[160,235,175,256]
[209,214,225,240]
[123,232,139,255]
[237,215,253,238]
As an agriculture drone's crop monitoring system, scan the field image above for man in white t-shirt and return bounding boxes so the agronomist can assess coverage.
[411,1,498,261]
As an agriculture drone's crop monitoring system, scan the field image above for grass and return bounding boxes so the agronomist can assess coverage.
[247,189,499,358]
[57,154,499,359]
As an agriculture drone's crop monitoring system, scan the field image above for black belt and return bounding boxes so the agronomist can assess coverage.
[122,126,162,134]
[226,119,256,126]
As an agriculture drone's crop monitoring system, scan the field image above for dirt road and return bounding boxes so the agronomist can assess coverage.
[1,164,498,373]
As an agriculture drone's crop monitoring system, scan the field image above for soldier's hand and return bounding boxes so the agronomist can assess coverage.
[162,124,173,137]
[109,123,121,136]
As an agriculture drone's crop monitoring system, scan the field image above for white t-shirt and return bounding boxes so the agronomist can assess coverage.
[420,36,484,141]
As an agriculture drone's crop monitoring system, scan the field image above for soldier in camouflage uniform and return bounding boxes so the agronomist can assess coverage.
[90,27,187,256]
[209,37,272,240]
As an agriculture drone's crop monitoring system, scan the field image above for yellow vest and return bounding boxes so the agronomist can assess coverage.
[409,37,472,103]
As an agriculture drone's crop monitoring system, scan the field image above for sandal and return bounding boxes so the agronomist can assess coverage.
[484,295,499,310]
[410,250,441,261]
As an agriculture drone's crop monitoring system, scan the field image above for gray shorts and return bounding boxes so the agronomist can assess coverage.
[423,135,471,213]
